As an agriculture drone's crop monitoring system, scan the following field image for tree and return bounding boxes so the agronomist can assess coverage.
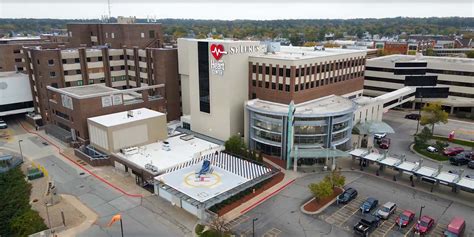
[465,51,474,58]
[415,127,432,146]
[324,169,346,189]
[420,102,449,134]
[224,135,246,156]
[308,180,333,203]
[425,48,435,56]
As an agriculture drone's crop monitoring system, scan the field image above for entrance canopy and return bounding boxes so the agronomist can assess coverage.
[355,121,395,134]
[294,148,351,159]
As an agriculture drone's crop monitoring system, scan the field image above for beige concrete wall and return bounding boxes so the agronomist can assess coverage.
[88,114,167,153]
[178,39,264,141]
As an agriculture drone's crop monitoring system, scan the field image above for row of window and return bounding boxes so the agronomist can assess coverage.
[252,57,366,78]
[365,76,474,88]
[252,69,364,92]
[366,66,474,77]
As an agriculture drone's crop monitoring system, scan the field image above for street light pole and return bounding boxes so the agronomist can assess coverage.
[45,202,52,233]
[18,140,24,162]
[252,218,258,237]
[418,205,425,220]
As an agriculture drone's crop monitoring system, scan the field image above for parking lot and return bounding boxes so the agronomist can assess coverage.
[318,174,474,236]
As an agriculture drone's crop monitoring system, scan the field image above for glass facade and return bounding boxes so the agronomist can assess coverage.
[248,107,353,161]
[197,42,210,113]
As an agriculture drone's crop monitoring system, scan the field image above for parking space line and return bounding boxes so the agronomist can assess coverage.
[431,222,447,236]
[325,196,365,227]
[403,223,416,237]
[263,228,282,237]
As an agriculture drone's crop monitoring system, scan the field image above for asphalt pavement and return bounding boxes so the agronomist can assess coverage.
[382,110,474,177]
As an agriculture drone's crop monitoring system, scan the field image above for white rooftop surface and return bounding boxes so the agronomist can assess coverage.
[58,84,117,97]
[364,153,383,161]
[88,108,165,128]
[457,177,474,189]
[157,163,249,202]
[436,171,458,183]
[370,54,474,66]
[416,166,437,177]
[251,46,363,60]
[114,135,220,174]
[379,157,400,166]
[350,148,369,157]
[397,161,417,171]
[247,95,355,117]
[0,72,33,106]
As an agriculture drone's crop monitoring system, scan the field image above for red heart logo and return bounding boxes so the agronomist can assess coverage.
[210,44,225,60]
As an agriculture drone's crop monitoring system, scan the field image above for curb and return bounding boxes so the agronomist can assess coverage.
[18,121,143,198]
[409,143,448,163]
[300,189,342,215]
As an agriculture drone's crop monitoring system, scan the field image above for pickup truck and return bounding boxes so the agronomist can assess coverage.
[354,215,380,236]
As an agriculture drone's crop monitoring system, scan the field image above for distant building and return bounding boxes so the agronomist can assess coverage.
[364,54,474,117]
[0,72,34,116]
[67,23,163,48]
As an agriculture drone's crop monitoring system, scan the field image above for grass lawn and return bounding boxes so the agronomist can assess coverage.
[413,144,449,161]
[432,135,474,148]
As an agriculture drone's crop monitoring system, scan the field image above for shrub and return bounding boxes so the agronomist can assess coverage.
[195,224,205,235]
[308,179,333,203]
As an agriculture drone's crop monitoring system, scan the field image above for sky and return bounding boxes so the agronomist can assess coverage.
[0,0,473,20]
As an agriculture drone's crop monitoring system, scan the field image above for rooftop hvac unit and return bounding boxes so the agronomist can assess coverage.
[162,141,170,151]
[127,110,134,118]
[145,163,159,174]
[121,147,138,155]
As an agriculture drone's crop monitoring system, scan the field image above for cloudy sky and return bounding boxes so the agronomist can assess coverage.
[0,0,472,19]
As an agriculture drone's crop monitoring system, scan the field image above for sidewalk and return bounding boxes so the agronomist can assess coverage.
[222,158,301,222]
[57,195,99,237]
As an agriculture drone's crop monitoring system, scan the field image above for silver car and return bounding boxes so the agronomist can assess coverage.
[377,202,397,219]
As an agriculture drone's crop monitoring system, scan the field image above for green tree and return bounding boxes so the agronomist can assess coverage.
[308,180,333,203]
[415,126,432,146]
[425,48,435,56]
[324,169,346,189]
[465,51,474,58]
[420,102,449,134]
[10,209,47,237]
[224,135,246,156]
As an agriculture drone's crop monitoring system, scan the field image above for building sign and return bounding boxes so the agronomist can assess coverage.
[102,94,124,107]
[61,94,73,110]
[112,94,123,105]
[101,96,113,107]
[209,43,264,76]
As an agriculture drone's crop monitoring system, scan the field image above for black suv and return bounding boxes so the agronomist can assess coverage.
[468,160,474,169]
[354,214,381,236]
[405,114,420,120]
[337,188,358,204]
[449,154,470,166]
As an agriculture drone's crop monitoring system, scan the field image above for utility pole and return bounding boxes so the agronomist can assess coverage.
[18,139,24,162]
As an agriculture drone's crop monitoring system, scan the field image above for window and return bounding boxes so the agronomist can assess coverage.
[111,33,115,38]
[141,32,145,38]
[98,57,103,61]
[13,49,21,54]
[109,56,113,60]
[51,83,58,88]
[15,58,22,62]
[62,59,67,64]
[119,55,124,60]
[37,59,40,64]
[49,71,56,78]
[48,59,54,65]
[105,32,108,38]
[278,84,283,91]
[89,79,94,84]
[252,80,256,86]
[74,58,80,63]
[87,58,91,62]
[64,71,69,75]
[77,81,83,86]
[76,69,81,74]
[198,42,210,113]
[149,30,155,38]
[252,93,256,99]
[120,65,125,70]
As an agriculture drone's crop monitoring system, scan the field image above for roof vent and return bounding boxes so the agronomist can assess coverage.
[127,110,134,118]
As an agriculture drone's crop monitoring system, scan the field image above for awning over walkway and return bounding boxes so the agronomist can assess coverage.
[457,177,474,191]
[354,121,395,134]
[295,148,351,159]
[379,157,401,166]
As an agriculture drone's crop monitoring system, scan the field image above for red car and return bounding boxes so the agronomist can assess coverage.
[379,138,391,149]
[396,210,415,227]
[443,147,465,156]
[415,215,435,235]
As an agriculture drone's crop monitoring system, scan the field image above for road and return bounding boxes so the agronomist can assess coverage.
[382,110,474,176]
[1,119,194,237]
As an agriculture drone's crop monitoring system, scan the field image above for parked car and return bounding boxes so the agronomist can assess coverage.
[0,119,7,129]
[415,215,435,235]
[426,146,438,153]
[405,114,421,120]
[360,197,378,213]
[376,202,397,219]
[337,188,358,204]
[443,147,465,156]
[457,151,473,160]
[353,214,380,236]
[379,138,391,149]
[396,210,416,228]
[444,217,465,237]
[374,133,387,140]
[449,155,470,166]
[468,160,474,169]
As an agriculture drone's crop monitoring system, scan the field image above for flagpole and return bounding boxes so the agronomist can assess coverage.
[120,219,124,237]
